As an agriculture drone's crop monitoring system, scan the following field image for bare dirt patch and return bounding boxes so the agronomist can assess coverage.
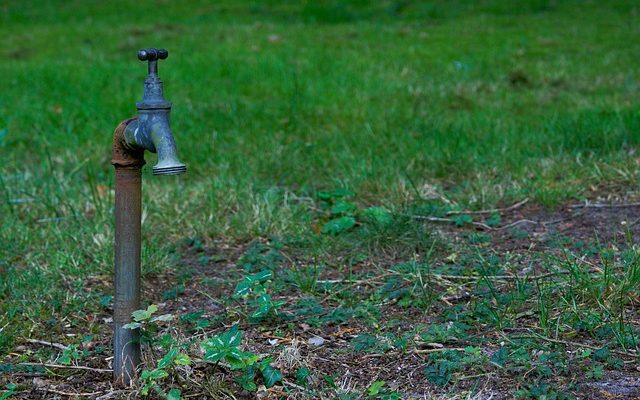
[494,202,640,251]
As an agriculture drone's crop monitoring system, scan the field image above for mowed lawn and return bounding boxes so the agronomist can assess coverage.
[1,1,640,398]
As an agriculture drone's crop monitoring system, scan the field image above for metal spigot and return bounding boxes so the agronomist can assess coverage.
[111,48,187,386]
[123,48,186,176]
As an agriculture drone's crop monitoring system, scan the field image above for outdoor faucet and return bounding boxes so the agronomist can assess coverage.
[123,48,186,176]
[111,48,186,386]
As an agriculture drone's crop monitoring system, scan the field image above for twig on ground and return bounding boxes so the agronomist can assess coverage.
[19,362,113,373]
[414,347,466,354]
[37,388,103,397]
[24,338,69,351]
[6,372,45,377]
[411,215,494,230]
[283,379,306,391]
[316,273,392,285]
[361,347,466,359]
[506,332,640,359]
[193,288,227,306]
[456,372,495,381]
[446,198,529,216]
[569,201,640,209]
[318,274,394,303]
[96,392,127,400]
[410,215,537,231]
[494,219,538,231]
[429,271,569,281]
[36,217,69,223]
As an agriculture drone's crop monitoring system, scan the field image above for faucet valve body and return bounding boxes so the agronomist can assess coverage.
[123,48,186,176]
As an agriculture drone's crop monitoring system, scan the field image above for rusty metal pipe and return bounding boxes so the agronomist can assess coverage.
[110,48,185,386]
[113,167,142,385]
[112,119,144,386]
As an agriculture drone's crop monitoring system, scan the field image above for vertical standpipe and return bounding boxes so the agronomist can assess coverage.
[112,119,145,385]
[113,167,142,384]
[111,48,185,385]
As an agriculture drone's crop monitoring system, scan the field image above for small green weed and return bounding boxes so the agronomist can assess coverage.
[125,305,282,397]
[0,384,16,400]
[233,270,285,321]
[367,380,401,399]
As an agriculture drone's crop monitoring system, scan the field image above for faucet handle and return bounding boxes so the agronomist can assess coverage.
[137,48,168,77]
[137,48,168,61]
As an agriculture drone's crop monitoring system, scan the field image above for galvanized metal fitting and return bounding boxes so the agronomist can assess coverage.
[122,48,186,176]
[112,118,145,169]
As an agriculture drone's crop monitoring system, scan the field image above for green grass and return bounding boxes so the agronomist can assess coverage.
[1,0,640,398]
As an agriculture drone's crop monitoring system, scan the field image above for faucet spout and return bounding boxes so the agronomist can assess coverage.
[124,111,187,176]
[149,116,187,176]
